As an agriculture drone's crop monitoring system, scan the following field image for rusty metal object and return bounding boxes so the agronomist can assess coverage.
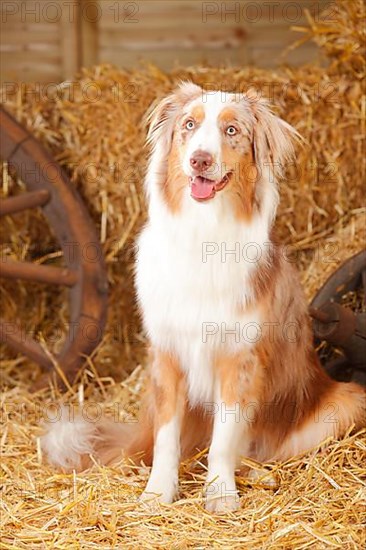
[0,106,108,388]
[310,250,366,386]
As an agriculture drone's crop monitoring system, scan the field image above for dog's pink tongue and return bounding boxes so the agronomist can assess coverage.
[190,176,215,200]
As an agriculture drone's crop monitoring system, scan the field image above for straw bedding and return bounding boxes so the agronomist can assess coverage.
[1,1,365,547]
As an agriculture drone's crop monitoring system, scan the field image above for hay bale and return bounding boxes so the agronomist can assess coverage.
[0,1,365,546]
[1,62,365,379]
[1,8,365,384]
[292,0,366,77]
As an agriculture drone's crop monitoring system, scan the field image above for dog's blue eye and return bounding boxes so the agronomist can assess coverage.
[226,126,237,136]
[185,120,195,130]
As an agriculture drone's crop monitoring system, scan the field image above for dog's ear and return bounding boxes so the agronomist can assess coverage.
[246,92,302,180]
[146,93,177,152]
[146,82,202,153]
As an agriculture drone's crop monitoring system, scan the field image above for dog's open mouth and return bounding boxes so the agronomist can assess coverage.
[189,172,232,201]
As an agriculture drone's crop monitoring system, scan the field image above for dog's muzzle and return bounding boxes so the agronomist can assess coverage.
[189,173,232,201]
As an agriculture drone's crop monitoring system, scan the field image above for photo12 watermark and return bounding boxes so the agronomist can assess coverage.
[1,1,140,24]
[201,2,338,24]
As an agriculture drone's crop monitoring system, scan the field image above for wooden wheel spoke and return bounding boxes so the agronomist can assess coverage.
[0,189,50,217]
[1,259,78,287]
[0,319,53,370]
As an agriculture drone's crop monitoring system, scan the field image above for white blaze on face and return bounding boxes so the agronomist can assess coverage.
[182,91,233,182]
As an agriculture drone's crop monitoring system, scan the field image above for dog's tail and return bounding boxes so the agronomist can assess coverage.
[330,380,365,432]
[272,380,365,461]
[40,400,154,472]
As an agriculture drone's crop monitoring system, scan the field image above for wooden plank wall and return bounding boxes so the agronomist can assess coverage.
[0,0,80,83]
[97,0,327,69]
[0,0,327,85]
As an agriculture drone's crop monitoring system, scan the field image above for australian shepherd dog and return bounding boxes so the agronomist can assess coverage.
[42,83,365,512]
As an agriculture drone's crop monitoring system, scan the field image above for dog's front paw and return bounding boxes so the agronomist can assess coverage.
[205,493,240,513]
[204,479,240,513]
[139,478,177,506]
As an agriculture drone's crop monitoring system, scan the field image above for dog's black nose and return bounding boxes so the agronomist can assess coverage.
[190,150,213,171]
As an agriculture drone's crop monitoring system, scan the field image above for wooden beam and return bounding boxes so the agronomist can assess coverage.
[60,0,81,79]
[80,0,99,67]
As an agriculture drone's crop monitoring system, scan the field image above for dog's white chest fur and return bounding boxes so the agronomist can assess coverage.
[136,191,266,406]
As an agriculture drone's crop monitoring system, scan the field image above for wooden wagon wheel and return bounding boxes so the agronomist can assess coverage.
[309,250,366,385]
[0,106,108,388]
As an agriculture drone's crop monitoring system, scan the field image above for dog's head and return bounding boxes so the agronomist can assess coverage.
[146,82,301,218]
